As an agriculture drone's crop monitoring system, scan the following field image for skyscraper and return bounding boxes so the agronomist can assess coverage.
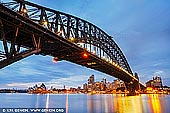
[88,75,95,84]
[146,76,163,88]
[102,77,106,84]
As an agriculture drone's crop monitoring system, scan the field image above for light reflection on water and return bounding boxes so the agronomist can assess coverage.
[0,93,169,113]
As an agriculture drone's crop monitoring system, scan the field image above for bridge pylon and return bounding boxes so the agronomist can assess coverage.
[125,72,141,95]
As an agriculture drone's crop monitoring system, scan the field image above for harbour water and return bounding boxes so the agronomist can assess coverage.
[0,93,170,113]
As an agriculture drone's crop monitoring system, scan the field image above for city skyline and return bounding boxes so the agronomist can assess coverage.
[0,0,170,88]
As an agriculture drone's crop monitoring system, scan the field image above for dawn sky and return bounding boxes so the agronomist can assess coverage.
[0,0,170,89]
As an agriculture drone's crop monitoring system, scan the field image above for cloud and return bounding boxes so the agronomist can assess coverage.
[153,71,167,79]
[6,82,37,88]
[48,75,89,88]
[154,71,164,76]
[152,70,170,86]
[3,73,113,89]
[5,75,89,89]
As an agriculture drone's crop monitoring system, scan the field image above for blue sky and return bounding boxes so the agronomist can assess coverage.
[0,0,170,89]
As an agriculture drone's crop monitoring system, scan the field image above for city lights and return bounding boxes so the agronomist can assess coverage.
[52,57,58,63]
[82,52,88,59]
[21,6,27,14]
[43,21,48,26]
[22,8,27,13]
[93,50,96,54]
[70,37,74,41]
[87,62,96,65]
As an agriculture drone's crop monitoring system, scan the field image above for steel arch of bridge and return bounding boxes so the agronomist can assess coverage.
[0,0,134,75]
[1,0,133,74]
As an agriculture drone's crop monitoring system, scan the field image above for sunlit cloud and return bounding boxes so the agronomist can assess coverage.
[153,71,167,79]
[4,74,110,89]
[6,82,41,88]
[5,75,88,89]
[154,71,164,75]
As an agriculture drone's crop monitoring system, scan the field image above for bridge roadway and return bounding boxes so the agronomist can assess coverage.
[0,1,145,91]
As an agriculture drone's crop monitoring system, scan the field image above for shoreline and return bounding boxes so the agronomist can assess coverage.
[0,92,169,95]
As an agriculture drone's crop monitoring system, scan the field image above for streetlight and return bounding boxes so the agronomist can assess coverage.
[52,57,58,63]
[21,6,27,14]
[23,8,27,13]
[70,37,74,42]
[82,52,88,59]
[43,20,48,26]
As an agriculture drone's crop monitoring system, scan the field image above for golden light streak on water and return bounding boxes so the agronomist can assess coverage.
[0,94,169,112]
[131,96,143,113]
[36,94,40,108]
[107,94,113,112]
[66,93,69,113]
[114,95,124,112]
[114,95,144,113]
[104,95,108,113]
[94,95,101,112]
[45,93,50,109]
[87,95,93,112]
[149,94,161,113]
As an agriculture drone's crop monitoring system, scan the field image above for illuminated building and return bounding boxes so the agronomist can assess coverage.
[146,80,154,87]
[146,76,163,88]
[100,81,105,91]
[106,82,110,90]
[112,79,126,91]
[77,86,81,92]
[94,82,101,91]
[101,77,107,90]
[70,87,76,93]
[88,75,95,84]
[28,83,49,94]
[88,84,93,92]
[40,83,47,90]
[83,83,88,91]
[102,77,106,84]
[87,75,95,92]
[84,75,127,93]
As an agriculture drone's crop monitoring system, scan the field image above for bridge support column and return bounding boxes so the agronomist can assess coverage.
[125,81,140,96]
[125,73,140,96]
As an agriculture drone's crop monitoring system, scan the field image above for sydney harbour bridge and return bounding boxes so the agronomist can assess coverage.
[0,0,145,95]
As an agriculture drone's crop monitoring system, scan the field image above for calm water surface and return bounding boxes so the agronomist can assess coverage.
[0,93,170,113]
